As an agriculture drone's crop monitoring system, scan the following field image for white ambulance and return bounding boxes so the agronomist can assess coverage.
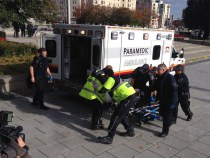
[41,24,185,92]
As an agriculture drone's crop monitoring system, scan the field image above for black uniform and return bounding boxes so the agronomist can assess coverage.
[90,69,107,130]
[131,66,143,89]
[153,71,178,135]
[98,70,136,144]
[132,67,155,103]
[174,72,193,121]
[32,55,49,109]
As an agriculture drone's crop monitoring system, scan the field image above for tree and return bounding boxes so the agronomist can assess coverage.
[74,5,151,27]
[183,0,210,39]
[133,6,152,27]
[0,0,58,25]
[110,8,133,26]
[75,5,114,25]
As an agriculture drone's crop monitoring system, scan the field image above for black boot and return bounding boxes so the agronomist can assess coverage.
[186,113,193,121]
[159,128,168,137]
[171,117,177,125]
[40,104,49,110]
[186,109,193,121]
[31,101,39,106]
[158,132,168,137]
[118,130,135,137]
[91,119,104,130]
[91,124,104,130]
[97,136,113,144]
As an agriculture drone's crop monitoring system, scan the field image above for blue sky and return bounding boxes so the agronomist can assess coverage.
[164,0,188,20]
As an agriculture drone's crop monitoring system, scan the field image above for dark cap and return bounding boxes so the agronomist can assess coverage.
[104,68,114,76]
[142,64,149,72]
[138,66,143,72]
[175,65,183,71]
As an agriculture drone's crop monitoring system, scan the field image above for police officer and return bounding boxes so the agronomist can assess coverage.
[79,68,106,130]
[151,64,178,137]
[130,66,143,89]
[131,64,155,104]
[173,65,193,122]
[97,66,136,144]
[30,48,52,110]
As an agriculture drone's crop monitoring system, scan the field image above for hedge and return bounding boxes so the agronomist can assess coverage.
[0,41,37,56]
[0,31,6,38]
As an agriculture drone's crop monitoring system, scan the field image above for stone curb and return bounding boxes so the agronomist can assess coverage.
[0,74,27,93]
[186,55,210,64]
[175,38,210,47]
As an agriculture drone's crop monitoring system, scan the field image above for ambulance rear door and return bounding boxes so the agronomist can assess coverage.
[91,37,102,69]
[41,33,61,79]
[161,40,172,67]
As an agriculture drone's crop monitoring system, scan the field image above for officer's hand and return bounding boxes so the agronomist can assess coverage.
[31,77,35,83]
[17,137,25,148]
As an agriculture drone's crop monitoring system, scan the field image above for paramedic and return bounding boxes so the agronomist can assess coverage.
[173,65,193,122]
[30,48,52,110]
[79,68,106,130]
[151,64,178,137]
[97,66,136,144]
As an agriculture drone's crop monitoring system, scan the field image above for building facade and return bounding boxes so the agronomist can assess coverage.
[53,0,137,23]
[158,2,170,28]
[136,0,170,28]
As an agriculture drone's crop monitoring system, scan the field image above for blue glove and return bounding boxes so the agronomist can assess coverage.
[48,75,53,82]
[150,96,156,103]
[170,104,176,109]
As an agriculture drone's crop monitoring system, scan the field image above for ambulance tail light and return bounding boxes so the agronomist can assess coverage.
[143,33,149,40]
[67,29,72,34]
[80,30,86,35]
[157,33,161,40]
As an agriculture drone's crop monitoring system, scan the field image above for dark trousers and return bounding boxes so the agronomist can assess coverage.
[173,92,192,121]
[91,99,104,127]
[108,94,136,138]
[21,30,25,37]
[33,78,47,104]
[140,87,150,104]
[160,108,173,134]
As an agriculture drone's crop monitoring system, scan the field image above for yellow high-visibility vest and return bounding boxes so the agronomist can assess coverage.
[113,82,136,104]
[79,75,105,104]
[103,77,136,104]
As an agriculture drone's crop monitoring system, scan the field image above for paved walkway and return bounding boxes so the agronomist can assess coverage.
[1,61,210,158]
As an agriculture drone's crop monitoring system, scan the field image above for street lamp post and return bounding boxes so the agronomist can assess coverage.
[67,0,71,24]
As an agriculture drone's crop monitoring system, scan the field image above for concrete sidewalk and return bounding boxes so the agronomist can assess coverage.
[1,61,210,158]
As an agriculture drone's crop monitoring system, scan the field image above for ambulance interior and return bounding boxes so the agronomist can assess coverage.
[63,35,100,83]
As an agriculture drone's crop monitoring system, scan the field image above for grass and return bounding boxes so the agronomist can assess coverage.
[0,54,34,75]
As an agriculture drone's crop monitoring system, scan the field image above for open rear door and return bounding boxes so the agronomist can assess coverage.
[91,38,102,69]
[161,41,172,68]
[41,33,61,79]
